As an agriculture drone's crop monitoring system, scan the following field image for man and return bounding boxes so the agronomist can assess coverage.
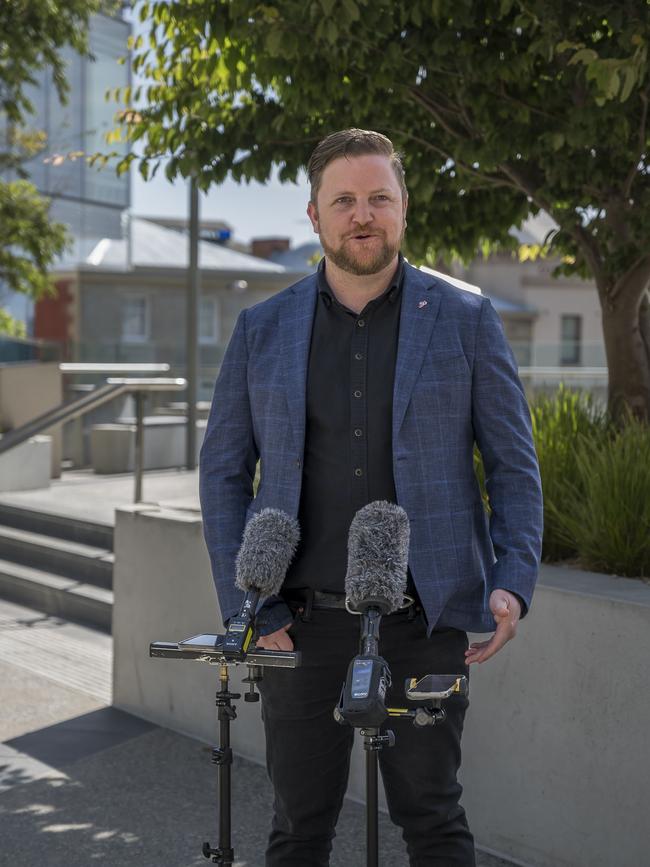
[199,128,543,866]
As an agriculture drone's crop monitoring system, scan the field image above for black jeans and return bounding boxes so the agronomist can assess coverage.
[257,607,476,866]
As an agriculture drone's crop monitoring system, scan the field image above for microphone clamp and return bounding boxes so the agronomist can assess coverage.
[344,593,416,616]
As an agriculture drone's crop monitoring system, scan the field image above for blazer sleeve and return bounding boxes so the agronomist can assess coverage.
[199,309,294,635]
[471,298,543,613]
[199,309,258,625]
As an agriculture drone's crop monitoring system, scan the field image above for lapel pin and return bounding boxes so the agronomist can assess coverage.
[418,300,428,308]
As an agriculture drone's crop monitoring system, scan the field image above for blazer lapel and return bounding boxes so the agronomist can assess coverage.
[393,265,442,440]
[280,275,319,457]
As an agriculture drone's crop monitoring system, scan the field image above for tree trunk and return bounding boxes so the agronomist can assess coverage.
[601,281,650,423]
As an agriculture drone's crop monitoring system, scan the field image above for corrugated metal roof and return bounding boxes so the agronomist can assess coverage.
[72,218,287,274]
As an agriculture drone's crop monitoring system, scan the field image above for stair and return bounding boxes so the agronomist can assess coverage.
[0,503,113,632]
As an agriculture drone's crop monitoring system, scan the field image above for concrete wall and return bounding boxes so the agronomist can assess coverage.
[461,565,650,867]
[113,506,650,867]
[0,362,63,477]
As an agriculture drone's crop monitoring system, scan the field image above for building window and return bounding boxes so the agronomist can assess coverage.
[560,314,582,365]
[199,297,219,345]
[122,296,149,343]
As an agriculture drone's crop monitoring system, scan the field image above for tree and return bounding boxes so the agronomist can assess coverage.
[114,0,649,420]
[0,0,106,334]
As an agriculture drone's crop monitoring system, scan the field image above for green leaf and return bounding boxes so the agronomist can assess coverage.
[552,133,565,151]
[341,0,360,21]
[619,65,637,102]
[567,48,598,66]
[266,27,285,56]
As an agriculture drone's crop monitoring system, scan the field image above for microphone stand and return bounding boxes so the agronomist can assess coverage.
[358,606,393,867]
[335,603,468,867]
[150,634,300,865]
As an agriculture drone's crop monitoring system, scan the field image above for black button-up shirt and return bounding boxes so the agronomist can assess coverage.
[283,254,407,593]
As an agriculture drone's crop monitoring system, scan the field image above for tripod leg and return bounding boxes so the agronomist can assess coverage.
[366,731,379,867]
[218,665,234,865]
[204,665,237,864]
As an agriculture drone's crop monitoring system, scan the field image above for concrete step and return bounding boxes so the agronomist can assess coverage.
[0,502,113,550]
[0,525,114,589]
[0,558,112,632]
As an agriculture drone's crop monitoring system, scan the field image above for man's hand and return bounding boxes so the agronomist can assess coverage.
[255,622,294,651]
[465,589,521,665]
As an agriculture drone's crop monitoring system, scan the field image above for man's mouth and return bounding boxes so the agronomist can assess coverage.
[350,233,378,240]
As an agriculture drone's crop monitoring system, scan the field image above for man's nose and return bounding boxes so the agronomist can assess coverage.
[351,199,374,226]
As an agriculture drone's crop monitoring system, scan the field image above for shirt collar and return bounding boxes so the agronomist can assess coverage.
[317,253,405,310]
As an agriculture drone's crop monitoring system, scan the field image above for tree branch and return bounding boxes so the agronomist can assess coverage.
[386,126,518,191]
[405,85,471,141]
[610,253,650,307]
[498,160,608,292]
[623,88,649,201]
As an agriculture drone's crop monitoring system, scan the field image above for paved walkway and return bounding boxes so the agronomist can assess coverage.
[0,597,513,867]
[0,468,201,527]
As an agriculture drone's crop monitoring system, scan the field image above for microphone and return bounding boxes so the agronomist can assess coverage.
[335,502,410,728]
[345,501,410,618]
[221,508,299,660]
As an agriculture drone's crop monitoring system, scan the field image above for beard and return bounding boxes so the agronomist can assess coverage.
[319,225,404,276]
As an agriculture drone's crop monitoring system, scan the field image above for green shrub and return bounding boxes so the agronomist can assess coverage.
[475,386,649,578]
[548,418,650,579]
[530,385,610,561]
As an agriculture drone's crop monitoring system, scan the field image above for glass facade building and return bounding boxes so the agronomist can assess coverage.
[1,11,131,330]
[22,12,131,263]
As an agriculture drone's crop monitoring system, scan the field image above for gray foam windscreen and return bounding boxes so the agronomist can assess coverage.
[345,501,410,613]
[235,508,300,595]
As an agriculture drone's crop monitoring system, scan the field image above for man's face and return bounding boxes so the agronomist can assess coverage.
[307,154,407,276]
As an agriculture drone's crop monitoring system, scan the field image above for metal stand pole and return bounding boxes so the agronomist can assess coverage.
[134,391,145,503]
[364,728,379,867]
[203,664,238,865]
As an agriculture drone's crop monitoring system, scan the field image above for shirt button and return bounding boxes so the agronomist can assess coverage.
[354,468,363,477]
[295,459,302,468]
[357,319,365,327]
[354,428,363,437]
[355,352,363,360]
[353,390,362,398]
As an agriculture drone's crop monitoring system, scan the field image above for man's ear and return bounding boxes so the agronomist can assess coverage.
[307,200,319,234]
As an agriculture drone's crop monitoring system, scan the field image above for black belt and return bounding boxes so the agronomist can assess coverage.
[282,589,348,612]
[282,588,421,621]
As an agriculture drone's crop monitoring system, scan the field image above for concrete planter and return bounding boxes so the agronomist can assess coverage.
[112,505,650,867]
[0,435,51,492]
[461,564,650,867]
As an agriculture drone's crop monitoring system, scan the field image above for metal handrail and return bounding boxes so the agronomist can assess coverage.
[518,366,608,378]
[60,363,171,374]
[0,377,187,502]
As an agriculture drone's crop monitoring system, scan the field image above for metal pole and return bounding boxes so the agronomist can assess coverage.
[134,391,145,503]
[366,736,379,867]
[186,176,200,469]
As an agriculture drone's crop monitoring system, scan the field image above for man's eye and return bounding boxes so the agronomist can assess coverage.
[336,197,353,204]
[373,195,389,201]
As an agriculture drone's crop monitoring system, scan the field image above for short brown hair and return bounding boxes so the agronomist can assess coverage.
[307,128,407,203]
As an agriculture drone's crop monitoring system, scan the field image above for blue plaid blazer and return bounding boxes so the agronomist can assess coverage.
[199,262,543,636]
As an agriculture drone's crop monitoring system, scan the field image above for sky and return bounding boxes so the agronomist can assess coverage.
[126,6,314,249]
[131,164,316,248]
